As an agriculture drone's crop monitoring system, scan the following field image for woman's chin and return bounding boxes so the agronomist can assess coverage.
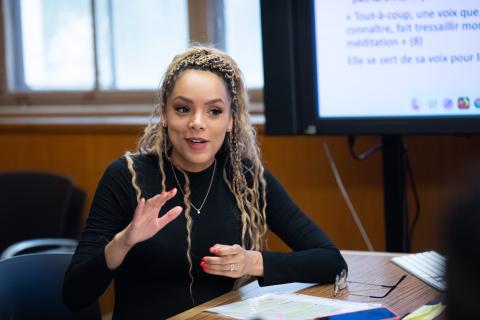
[181,155,215,172]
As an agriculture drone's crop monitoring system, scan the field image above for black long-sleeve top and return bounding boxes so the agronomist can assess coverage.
[63,154,347,319]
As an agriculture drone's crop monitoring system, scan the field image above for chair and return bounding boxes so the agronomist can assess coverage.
[63,187,87,239]
[0,238,78,260]
[0,171,85,252]
[0,252,101,320]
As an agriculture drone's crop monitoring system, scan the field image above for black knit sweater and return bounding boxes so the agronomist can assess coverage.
[63,154,347,319]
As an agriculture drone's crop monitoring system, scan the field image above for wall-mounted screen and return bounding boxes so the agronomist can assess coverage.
[262,0,480,135]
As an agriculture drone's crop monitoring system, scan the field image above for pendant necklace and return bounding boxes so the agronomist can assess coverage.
[170,159,216,214]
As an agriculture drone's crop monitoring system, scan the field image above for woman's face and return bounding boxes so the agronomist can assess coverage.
[164,69,233,172]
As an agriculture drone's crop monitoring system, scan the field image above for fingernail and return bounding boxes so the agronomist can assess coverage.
[200,261,205,267]
[170,188,176,194]
[202,257,207,263]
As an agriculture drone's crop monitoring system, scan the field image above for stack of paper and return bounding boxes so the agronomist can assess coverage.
[206,293,381,320]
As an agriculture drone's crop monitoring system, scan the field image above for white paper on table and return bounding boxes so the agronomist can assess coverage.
[205,293,381,320]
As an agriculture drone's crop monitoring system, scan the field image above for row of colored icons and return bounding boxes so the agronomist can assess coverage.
[412,97,480,110]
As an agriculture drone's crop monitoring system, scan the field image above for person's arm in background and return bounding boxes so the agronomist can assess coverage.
[62,158,182,310]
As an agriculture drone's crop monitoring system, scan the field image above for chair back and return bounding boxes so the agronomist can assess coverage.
[0,252,101,320]
[0,238,79,260]
[63,187,87,238]
[0,171,74,251]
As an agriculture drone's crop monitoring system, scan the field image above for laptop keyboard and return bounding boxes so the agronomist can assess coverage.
[391,251,446,291]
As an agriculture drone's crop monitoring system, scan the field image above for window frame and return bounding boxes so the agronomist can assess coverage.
[0,0,263,113]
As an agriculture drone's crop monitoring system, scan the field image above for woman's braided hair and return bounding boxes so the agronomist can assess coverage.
[124,47,267,302]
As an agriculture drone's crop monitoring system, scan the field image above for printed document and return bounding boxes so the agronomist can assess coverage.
[205,293,380,320]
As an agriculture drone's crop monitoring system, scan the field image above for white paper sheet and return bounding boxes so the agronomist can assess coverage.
[206,293,381,320]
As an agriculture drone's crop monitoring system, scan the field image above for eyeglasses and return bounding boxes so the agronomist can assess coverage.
[333,269,407,299]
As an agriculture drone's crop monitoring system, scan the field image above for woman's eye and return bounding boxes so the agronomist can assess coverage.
[208,108,222,116]
[175,106,190,113]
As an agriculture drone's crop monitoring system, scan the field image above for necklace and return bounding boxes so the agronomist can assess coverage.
[170,159,216,214]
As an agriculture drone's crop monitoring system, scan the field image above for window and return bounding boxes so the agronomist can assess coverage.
[224,0,263,89]
[95,0,189,90]
[0,0,263,108]
[20,0,95,90]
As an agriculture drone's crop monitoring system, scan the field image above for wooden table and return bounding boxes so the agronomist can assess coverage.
[169,251,443,319]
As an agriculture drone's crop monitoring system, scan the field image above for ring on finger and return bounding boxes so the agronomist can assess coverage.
[230,263,235,272]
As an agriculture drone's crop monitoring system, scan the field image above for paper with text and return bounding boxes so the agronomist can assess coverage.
[205,293,380,320]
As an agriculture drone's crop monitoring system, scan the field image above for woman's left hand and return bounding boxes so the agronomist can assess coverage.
[200,244,264,278]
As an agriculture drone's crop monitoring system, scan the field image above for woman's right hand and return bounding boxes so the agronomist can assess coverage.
[119,188,183,248]
[105,188,182,270]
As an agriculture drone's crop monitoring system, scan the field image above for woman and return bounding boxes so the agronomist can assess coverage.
[63,47,347,319]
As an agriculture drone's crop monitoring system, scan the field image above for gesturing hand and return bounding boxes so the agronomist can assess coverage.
[120,188,183,248]
[200,244,264,278]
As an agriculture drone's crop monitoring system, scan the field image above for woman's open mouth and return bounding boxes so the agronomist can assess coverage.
[186,137,208,150]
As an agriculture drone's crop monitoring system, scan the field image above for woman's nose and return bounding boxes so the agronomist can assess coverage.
[189,112,206,130]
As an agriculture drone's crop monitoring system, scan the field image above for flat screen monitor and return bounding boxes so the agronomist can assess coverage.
[261,0,480,135]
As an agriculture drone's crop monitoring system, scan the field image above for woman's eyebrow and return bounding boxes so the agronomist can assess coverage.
[172,96,225,105]
[172,96,193,104]
[205,98,225,106]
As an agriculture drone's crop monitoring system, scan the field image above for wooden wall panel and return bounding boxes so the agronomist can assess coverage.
[0,131,139,225]
[259,135,385,252]
[402,135,480,252]
[1,127,479,252]
[1,124,480,313]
